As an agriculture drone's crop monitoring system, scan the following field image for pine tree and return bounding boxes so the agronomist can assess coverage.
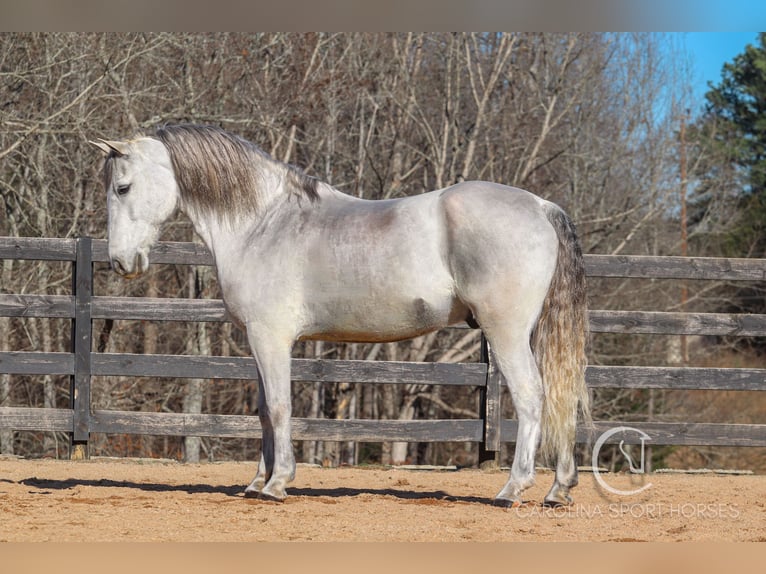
[701,33,766,260]
[689,34,766,324]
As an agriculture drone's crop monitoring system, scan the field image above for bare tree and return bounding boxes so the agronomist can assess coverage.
[1,33,700,465]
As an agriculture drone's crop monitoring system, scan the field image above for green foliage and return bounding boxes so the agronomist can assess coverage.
[700,33,766,260]
[689,34,766,335]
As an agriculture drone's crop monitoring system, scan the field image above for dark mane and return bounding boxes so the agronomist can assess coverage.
[154,124,319,217]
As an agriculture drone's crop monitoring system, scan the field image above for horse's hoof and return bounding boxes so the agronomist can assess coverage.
[493,497,523,508]
[243,487,260,499]
[542,494,573,508]
[258,492,287,502]
[257,490,286,503]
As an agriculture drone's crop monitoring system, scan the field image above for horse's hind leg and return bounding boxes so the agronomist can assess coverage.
[544,449,578,507]
[486,329,544,507]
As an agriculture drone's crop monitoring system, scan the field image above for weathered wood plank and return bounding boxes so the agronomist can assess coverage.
[585,254,766,280]
[292,418,483,442]
[91,353,487,386]
[5,352,761,392]
[4,403,765,447]
[86,410,766,446]
[583,421,766,447]
[0,406,73,431]
[0,352,74,375]
[90,410,483,442]
[291,357,486,386]
[590,310,766,336]
[0,294,74,318]
[499,420,766,447]
[0,237,76,261]
[91,239,215,266]
[90,410,259,437]
[91,296,228,321]
[586,366,766,391]
[92,353,257,379]
[91,239,108,262]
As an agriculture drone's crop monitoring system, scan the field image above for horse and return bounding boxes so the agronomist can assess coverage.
[91,124,590,507]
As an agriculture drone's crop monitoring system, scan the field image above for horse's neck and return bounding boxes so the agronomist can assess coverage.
[178,171,293,259]
[183,210,216,253]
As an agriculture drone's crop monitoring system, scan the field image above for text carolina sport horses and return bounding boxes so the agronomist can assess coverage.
[91,124,590,507]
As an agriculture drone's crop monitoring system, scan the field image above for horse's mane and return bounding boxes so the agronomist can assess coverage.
[153,124,319,218]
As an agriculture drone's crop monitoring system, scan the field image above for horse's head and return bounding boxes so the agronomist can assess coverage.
[91,137,179,278]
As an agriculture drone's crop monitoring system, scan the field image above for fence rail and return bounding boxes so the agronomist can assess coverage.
[1,236,765,455]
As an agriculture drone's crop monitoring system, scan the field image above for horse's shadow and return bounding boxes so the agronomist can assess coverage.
[18,477,494,505]
[288,486,492,505]
[19,476,243,497]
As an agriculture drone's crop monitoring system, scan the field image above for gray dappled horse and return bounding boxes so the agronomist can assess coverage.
[92,124,590,507]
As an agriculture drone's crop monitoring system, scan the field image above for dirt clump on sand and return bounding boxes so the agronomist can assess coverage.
[0,457,763,542]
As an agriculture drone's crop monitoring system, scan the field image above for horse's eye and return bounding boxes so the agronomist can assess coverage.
[116,184,131,196]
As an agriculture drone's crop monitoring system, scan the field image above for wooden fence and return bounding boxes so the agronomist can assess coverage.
[1,236,765,459]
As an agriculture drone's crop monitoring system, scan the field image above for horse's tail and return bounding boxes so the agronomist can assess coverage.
[533,203,591,463]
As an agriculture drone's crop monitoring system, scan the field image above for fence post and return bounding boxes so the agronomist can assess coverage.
[478,334,501,468]
[70,236,92,460]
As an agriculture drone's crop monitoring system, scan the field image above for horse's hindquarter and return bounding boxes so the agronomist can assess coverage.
[440,182,559,326]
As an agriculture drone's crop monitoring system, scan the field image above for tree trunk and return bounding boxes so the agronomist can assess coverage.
[183,265,211,463]
[0,371,12,455]
[0,254,13,454]
[391,399,416,465]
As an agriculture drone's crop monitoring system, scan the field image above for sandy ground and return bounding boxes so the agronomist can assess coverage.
[0,456,763,542]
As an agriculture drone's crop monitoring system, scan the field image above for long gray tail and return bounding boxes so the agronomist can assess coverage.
[532,203,591,463]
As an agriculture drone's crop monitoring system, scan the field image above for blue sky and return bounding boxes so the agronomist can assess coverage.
[681,32,761,111]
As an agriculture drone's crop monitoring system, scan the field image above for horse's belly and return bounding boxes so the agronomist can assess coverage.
[300,293,471,343]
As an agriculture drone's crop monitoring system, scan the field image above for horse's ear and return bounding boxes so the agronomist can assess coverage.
[89,139,130,157]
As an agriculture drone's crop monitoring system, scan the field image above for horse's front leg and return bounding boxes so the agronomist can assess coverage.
[243,377,272,497]
[242,330,295,502]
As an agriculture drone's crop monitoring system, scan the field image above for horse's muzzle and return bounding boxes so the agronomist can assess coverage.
[111,253,145,279]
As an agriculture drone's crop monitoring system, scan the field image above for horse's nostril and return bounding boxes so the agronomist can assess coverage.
[111,258,126,275]
[134,253,143,273]
[111,254,145,278]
